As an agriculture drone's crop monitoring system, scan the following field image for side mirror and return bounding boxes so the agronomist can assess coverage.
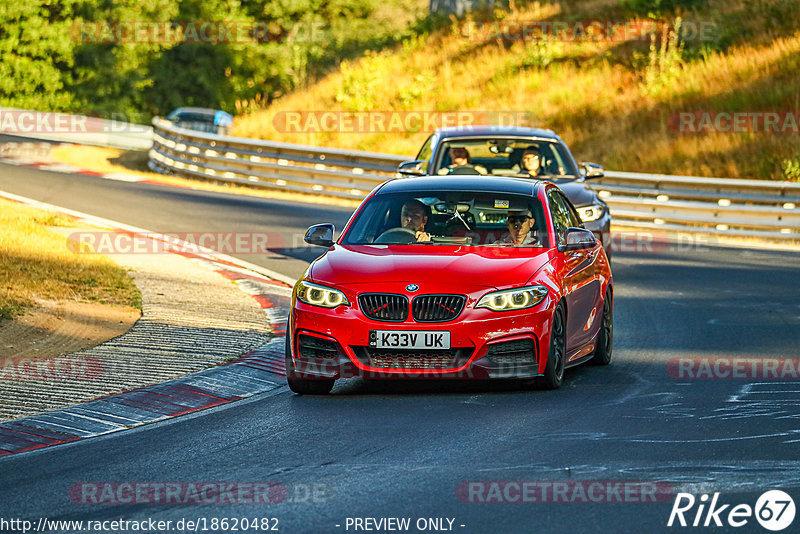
[397,160,426,177]
[304,223,335,247]
[580,162,605,179]
[562,227,597,251]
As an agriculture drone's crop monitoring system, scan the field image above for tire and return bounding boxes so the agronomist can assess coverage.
[285,335,334,395]
[536,303,566,390]
[590,288,613,366]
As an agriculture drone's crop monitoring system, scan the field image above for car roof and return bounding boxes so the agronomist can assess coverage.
[377,176,544,196]
[433,125,559,140]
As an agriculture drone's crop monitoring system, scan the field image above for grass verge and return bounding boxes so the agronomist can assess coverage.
[0,198,141,320]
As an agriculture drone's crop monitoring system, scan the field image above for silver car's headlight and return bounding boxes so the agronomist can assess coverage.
[296,281,349,308]
[576,204,605,222]
[476,286,549,312]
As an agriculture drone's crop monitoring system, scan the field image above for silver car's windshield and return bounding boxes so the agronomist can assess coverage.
[342,191,550,248]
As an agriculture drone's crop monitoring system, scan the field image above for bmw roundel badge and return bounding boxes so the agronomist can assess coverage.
[406,284,419,292]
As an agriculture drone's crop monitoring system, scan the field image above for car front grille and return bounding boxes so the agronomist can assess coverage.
[486,339,537,365]
[353,347,472,370]
[411,295,466,322]
[358,294,408,322]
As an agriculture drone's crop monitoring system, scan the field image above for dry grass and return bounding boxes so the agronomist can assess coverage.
[233,0,800,180]
[0,199,141,320]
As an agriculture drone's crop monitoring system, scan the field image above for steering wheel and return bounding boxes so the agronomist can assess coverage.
[374,227,417,244]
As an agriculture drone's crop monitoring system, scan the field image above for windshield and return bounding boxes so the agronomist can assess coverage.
[342,191,550,248]
[432,138,578,178]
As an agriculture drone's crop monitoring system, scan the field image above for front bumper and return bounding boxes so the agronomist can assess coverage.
[287,295,556,380]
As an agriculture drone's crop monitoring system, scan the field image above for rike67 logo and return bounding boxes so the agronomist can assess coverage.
[668,490,795,531]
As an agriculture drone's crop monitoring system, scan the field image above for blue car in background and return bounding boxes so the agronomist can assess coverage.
[166,107,234,136]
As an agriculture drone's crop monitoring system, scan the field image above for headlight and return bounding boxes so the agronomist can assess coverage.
[476,286,549,312]
[576,204,605,222]
[296,281,349,308]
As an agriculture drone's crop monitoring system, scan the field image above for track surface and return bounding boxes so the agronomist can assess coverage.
[1,157,800,533]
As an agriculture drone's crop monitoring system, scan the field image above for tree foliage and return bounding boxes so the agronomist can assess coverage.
[0,0,423,121]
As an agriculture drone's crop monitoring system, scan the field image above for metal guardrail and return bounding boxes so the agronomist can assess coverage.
[149,117,800,240]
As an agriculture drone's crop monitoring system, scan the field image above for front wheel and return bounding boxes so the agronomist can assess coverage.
[285,335,334,395]
[590,288,613,366]
[536,304,566,390]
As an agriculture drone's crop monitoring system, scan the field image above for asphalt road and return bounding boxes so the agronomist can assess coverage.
[0,144,352,280]
[2,157,800,534]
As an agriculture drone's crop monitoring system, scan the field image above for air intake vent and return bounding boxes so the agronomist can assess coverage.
[297,334,343,360]
[359,294,408,322]
[352,347,473,370]
[412,295,466,322]
[486,339,537,365]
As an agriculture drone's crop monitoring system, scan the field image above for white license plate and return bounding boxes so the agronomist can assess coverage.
[370,330,451,349]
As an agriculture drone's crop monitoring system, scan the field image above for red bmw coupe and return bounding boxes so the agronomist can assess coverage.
[287,176,613,394]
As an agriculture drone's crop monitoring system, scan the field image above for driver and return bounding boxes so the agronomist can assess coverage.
[518,147,543,178]
[401,199,431,242]
[438,146,488,175]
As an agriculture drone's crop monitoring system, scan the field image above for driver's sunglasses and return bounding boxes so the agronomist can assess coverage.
[507,215,532,224]
[523,154,540,159]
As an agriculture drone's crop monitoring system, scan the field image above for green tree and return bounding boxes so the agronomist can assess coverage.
[0,1,83,110]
